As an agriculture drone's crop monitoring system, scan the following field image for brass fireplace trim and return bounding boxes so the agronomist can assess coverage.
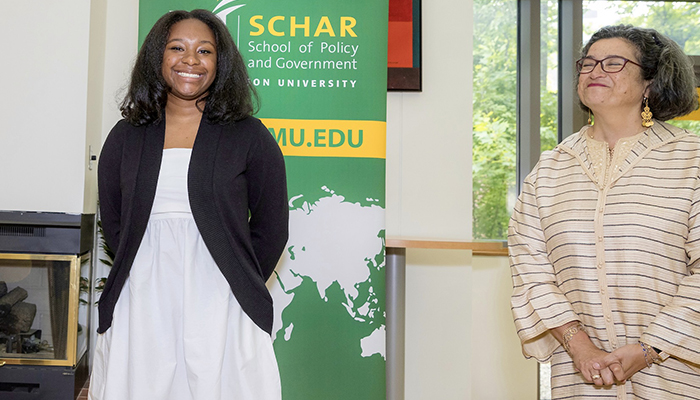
[0,252,87,367]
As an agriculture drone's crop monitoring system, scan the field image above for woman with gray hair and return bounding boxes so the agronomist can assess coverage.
[509,25,700,399]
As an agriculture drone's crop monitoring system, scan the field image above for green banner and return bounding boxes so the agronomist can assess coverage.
[140,1,387,398]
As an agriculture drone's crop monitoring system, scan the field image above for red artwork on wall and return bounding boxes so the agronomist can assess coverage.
[387,0,421,91]
[388,0,413,68]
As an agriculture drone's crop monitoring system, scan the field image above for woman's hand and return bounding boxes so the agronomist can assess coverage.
[567,334,619,386]
[552,322,619,386]
[598,343,649,383]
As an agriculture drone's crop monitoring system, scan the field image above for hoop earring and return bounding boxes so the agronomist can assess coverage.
[588,110,593,125]
[642,97,654,128]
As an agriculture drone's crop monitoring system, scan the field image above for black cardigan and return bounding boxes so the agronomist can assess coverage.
[97,115,289,335]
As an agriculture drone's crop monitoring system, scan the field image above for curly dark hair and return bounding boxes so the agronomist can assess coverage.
[120,9,258,126]
[578,25,698,121]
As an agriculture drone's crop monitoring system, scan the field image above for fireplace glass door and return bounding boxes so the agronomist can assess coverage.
[0,253,89,367]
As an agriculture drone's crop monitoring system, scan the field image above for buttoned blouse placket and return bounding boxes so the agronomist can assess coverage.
[586,134,643,400]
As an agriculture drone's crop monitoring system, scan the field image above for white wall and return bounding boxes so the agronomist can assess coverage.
[100,0,140,137]
[401,251,538,400]
[83,0,108,215]
[0,1,95,214]
[472,255,538,399]
[385,3,472,241]
[403,253,538,400]
[0,0,136,215]
[385,0,538,398]
[404,248,473,399]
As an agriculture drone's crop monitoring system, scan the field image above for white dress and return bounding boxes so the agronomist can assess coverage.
[89,148,281,400]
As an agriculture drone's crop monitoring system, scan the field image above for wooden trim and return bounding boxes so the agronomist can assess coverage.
[385,238,508,256]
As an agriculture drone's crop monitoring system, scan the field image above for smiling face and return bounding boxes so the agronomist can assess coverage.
[577,38,650,116]
[162,18,217,104]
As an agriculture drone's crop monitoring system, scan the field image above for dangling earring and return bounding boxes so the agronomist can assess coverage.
[641,97,654,128]
[588,110,593,125]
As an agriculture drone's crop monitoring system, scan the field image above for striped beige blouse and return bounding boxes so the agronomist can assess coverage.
[509,121,700,399]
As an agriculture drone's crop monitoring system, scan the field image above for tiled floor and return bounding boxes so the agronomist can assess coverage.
[76,378,89,400]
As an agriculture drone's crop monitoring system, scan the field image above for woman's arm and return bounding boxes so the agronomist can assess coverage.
[246,121,289,280]
[638,173,700,367]
[509,174,580,359]
[98,121,126,252]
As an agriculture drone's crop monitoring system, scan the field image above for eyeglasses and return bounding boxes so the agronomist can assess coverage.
[576,56,642,74]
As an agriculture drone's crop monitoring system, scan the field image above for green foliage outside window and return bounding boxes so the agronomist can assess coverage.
[472,0,558,240]
[472,0,517,241]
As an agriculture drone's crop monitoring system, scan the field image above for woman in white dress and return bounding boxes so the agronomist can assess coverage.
[90,9,289,400]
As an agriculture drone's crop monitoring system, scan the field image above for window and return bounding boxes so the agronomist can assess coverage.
[472,0,518,241]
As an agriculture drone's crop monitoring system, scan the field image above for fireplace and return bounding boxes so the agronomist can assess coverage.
[0,211,93,399]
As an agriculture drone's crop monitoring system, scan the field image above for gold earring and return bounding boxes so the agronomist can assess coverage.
[642,97,654,128]
[588,110,593,125]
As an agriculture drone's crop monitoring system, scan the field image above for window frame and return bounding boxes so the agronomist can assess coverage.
[517,0,586,194]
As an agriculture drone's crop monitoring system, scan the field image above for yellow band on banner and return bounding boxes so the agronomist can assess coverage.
[675,88,700,121]
[261,118,387,159]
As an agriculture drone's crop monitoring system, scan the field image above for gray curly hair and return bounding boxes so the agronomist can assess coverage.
[578,25,698,121]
